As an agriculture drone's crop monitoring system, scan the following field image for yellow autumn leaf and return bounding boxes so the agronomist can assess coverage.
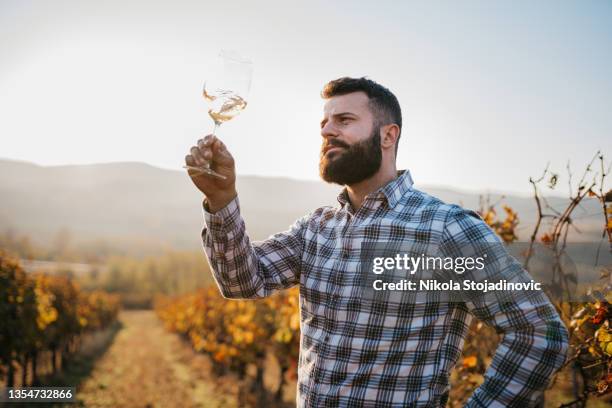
[462,355,478,368]
[588,346,600,356]
[598,330,612,343]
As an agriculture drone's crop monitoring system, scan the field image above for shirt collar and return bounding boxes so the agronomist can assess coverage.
[336,169,414,210]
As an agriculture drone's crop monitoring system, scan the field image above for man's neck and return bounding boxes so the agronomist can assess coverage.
[346,165,397,211]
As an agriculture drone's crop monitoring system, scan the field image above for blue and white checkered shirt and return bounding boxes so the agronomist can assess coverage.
[201,169,569,407]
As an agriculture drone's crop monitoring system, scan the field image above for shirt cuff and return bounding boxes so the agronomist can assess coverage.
[202,195,241,237]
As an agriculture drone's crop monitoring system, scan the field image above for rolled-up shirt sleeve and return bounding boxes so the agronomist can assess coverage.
[440,207,569,407]
[201,195,307,299]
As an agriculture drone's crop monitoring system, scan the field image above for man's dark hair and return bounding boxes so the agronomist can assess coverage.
[321,77,402,155]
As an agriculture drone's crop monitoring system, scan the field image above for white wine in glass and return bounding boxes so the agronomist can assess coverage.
[203,89,248,125]
[184,50,252,179]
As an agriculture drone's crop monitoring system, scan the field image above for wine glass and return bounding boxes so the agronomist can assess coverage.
[184,50,253,179]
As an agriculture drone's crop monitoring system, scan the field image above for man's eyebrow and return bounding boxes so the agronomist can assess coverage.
[320,112,358,127]
[333,112,358,118]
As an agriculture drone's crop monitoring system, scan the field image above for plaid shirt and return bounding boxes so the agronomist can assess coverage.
[201,170,569,407]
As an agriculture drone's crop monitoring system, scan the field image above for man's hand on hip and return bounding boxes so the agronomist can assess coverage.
[185,134,237,212]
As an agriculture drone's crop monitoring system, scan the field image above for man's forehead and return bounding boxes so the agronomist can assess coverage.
[323,91,370,116]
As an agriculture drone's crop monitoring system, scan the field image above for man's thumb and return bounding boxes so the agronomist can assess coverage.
[214,140,233,162]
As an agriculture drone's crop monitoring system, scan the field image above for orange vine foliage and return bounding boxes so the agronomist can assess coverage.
[0,251,120,385]
[155,286,299,381]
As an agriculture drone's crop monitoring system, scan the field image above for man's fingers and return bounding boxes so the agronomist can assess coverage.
[213,139,224,151]
[185,154,196,166]
[202,134,216,146]
[189,134,233,169]
[190,146,206,166]
[198,138,216,160]
[213,139,231,155]
[211,139,234,166]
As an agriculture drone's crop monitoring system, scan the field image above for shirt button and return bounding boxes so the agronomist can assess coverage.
[216,252,225,260]
[342,249,350,258]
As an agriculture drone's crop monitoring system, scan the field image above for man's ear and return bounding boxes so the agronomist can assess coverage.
[381,124,400,151]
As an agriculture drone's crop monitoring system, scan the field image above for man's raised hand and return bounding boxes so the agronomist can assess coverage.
[185,134,237,212]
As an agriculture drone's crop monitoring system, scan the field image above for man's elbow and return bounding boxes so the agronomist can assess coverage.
[217,283,265,300]
[538,316,570,372]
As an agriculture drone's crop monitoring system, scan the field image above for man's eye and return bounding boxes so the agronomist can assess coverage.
[340,118,351,125]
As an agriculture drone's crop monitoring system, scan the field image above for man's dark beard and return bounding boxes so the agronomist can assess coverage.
[319,126,382,185]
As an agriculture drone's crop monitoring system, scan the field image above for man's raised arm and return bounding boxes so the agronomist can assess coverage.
[185,134,306,299]
[201,195,308,299]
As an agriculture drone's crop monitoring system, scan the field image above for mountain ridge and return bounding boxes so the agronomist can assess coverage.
[0,159,602,255]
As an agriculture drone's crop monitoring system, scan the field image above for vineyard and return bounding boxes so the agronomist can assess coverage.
[0,252,120,388]
[156,154,612,407]
[155,286,300,406]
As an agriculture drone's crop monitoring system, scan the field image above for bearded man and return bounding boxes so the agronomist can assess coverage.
[185,77,568,407]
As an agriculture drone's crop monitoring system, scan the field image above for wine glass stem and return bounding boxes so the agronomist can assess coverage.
[203,121,221,170]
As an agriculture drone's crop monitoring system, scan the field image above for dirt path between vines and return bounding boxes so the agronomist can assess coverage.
[76,310,238,408]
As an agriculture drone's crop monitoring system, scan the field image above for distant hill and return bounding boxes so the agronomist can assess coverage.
[0,159,603,256]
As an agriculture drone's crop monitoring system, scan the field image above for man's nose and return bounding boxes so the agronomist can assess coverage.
[321,121,338,139]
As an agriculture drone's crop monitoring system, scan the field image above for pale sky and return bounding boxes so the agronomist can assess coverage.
[1,0,610,194]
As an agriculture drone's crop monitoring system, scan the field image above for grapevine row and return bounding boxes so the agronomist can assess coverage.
[0,251,120,386]
[155,285,300,402]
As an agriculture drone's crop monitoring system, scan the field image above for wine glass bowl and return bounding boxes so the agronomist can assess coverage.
[184,50,252,179]
[203,88,248,126]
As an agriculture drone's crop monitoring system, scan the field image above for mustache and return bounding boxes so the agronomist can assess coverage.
[322,140,350,150]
